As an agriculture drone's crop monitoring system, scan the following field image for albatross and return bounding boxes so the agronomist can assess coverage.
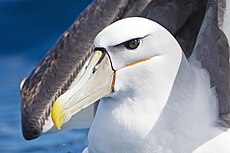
[51,16,230,153]
[20,0,230,152]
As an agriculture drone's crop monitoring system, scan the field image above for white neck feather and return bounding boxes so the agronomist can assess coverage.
[147,56,220,153]
[88,51,220,153]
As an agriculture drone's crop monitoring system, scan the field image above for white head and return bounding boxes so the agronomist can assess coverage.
[94,17,182,70]
[92,17,183,102]
[52,17,183,141]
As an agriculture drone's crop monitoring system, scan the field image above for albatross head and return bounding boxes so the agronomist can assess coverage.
[51,17,183,134]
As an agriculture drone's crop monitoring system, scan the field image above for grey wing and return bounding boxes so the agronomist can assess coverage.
[192,0,230,126]
[140,0,208,57]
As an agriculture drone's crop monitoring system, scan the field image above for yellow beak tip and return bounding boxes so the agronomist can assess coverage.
[51,98,64,130]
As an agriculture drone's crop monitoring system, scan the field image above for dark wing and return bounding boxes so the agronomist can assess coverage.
[20,0,139,140]
[140,0,208,57]
[192,0,230,126]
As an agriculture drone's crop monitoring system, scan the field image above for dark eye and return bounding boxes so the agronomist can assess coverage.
[124,38,140,50]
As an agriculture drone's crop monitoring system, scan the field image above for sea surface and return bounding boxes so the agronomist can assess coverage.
[0,0,92,152]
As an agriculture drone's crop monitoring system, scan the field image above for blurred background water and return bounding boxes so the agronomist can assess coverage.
[0,0,92,152]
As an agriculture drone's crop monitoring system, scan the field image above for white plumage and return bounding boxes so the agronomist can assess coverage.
[81,17,230,153]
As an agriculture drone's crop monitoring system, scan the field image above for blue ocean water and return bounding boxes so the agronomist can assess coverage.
[0,1,92,152]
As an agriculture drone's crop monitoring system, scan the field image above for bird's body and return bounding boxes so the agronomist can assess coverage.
[80,18,228,153]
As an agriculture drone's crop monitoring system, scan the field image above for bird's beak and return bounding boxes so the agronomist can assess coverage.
[51,50,115,130]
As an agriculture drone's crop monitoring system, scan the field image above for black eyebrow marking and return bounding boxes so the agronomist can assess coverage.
[113,34,150,47]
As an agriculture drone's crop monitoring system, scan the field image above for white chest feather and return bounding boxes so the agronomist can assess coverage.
[86,55,225,153]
